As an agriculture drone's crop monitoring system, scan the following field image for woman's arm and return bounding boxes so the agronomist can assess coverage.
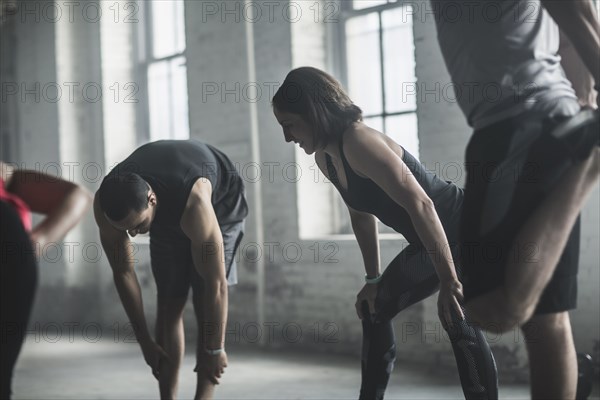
[342,128,464,323]
[7,169,92,247]
[314,152,381,278]
[349,206,384,319]
[349,207,380,279]
[315,153,382,319]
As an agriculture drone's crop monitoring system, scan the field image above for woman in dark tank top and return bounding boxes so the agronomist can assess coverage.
[272,67,498,400]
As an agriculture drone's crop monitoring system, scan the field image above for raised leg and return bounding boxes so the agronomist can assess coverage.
[466,147,600,331]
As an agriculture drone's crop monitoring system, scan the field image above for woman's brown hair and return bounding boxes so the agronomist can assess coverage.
[272,67,363,149]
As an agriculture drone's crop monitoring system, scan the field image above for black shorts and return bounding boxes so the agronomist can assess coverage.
[149,220,244,299]
[460,111,581,314]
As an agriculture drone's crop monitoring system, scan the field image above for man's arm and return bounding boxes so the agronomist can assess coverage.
[93,193,166,376]
[558,29,598,108]
[181,178,229,385]
[542,0,600,86]
[180,178,228,351]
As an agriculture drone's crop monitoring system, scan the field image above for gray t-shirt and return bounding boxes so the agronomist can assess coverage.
[432,0,580,129]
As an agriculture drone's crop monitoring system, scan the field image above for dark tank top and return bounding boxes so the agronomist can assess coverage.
[325,135,463,246]
[108,140,248,234]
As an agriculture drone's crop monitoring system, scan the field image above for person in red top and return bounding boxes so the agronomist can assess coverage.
[0,161,92,399]
[0,177,32,232]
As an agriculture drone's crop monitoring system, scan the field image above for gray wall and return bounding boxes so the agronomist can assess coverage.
[1,0,598,382]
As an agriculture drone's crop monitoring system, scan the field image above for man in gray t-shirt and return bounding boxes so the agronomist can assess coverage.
[433,0,599,397]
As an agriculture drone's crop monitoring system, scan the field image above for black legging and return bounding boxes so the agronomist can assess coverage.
[0,200,38,399]
[359,244,498,400]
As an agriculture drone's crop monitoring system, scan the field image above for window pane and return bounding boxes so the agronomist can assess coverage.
[346,13,382,116]
[385,113,419,159]
[382,6,416,113]
[148,61,170,140]
[148,57,190,141]
[151,0,186,59]
[170,57,190,140]
[353,0,387,10]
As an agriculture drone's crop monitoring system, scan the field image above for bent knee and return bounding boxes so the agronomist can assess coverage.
[523,311,572,341]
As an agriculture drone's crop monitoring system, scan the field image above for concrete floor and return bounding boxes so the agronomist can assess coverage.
[10,336,595,400]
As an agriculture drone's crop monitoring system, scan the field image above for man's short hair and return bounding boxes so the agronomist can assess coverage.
[98,172,149,222]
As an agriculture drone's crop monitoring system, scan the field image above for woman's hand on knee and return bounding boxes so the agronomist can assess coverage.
[437,279,465,329]
[356,283,378,320]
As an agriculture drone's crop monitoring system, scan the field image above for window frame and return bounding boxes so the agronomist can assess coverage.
[134,0,189,145]
[325,0,418,236]
[336,0,418,132]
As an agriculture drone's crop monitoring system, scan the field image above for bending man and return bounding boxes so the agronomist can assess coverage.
[94,140,248,400]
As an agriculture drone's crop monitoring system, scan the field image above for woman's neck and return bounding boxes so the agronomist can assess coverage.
[322,139,341,160]
[322,121,363,159]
